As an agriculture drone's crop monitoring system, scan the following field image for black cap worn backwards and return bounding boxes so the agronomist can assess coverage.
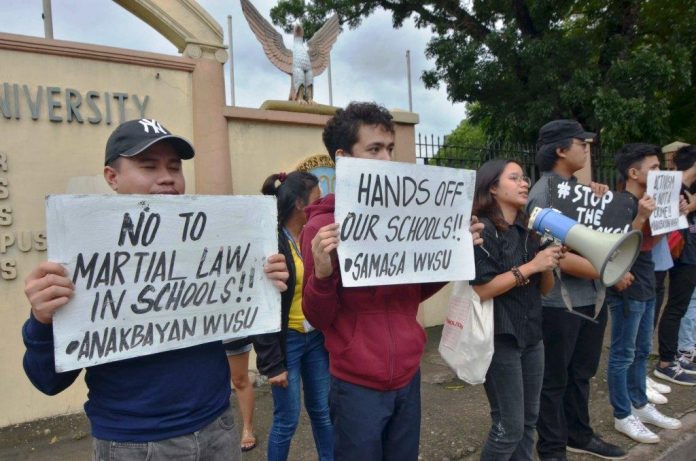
[104,119,195,166]
[537,119,596,146]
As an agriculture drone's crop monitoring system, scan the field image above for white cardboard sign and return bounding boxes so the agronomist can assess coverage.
[47,194,280,372]
[334,157,476,287]
[647,170,688,235]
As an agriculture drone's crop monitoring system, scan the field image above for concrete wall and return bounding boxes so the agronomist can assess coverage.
[0,0,431,426]
[221,106,448,329]
[0,33,196,426]
[0,31,424,426]
[225,106,420,195]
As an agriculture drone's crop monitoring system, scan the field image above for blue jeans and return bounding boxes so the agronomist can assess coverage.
[481,336,544,461]
[607,295,654,419]
[92,406,239,461]
[329,371,421,461]
[268,329,333,461]
[678,290,696,351]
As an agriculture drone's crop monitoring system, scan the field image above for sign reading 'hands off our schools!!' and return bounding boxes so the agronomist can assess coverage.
[46,195,280,372]
[334,157,477,287]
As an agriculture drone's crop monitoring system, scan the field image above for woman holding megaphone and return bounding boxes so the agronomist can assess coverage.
[470,159,564,460]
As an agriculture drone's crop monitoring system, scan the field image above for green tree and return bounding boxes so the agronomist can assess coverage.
[442,119,487,147]
[271,0,696,149]
[424,119,487,167]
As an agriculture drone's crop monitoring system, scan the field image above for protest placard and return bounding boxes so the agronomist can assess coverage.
[548,177,635,233]
[334,157,476,287]
[47,194,280,372]
[647,170,688,235]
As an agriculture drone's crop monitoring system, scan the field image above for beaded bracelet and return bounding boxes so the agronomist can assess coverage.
[511,266,530,286]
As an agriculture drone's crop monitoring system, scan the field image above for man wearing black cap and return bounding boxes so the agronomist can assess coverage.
[21,119,289,461]
[527,120,627,460]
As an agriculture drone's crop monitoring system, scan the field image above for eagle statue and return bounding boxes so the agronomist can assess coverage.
[240,0,341,104]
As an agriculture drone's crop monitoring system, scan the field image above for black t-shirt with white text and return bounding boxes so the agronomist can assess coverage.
[608,191,655,301]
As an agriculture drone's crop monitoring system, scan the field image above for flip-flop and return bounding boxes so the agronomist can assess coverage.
[241,432,257,452]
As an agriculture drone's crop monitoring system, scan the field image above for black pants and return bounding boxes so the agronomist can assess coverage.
[536,305,608,459]
[658,263,696,362]
[481,337,544,460]
[654,270,668,329]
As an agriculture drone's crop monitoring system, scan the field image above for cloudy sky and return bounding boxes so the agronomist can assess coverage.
[1,0,465,136]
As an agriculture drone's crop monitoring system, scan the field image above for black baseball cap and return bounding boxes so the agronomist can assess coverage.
[104,118,195,166]
[537,119,596,145]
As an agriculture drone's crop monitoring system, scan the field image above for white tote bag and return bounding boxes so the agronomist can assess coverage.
[438,280,494,385]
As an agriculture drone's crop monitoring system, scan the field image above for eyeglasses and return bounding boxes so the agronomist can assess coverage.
[572,140,589,149]
[507,174,531,185]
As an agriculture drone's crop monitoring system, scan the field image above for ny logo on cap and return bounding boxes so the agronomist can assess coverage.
[138,119,168,135]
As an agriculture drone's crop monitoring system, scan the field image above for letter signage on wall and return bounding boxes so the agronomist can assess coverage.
[0,83,149,124]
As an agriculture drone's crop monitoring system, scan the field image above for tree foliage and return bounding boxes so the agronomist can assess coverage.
[443,118,487,147]
[270,0,696,149]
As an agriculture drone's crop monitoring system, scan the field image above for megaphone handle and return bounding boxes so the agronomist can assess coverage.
[539,240,554,251]
[556,267,574,312]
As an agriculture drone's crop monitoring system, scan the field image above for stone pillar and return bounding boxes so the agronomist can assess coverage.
[114,0,235,194]
[391,109,419,163]
[186,43,233,194]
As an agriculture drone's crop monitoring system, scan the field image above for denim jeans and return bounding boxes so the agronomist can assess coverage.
[268,329,333,461]
[329,370,421,461]
[481,336,544,461]
[607,295,654,419]
[92,405,240,461]
[678,290,696,351]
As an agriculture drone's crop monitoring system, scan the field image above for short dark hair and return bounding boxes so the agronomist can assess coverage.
[614,143,661,181]
[322,102,395,160]
[535,138,573,172]
[261,171,319,226]
[673,144,696,172]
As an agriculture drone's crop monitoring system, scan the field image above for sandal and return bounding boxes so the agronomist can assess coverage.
[241,430,257,452]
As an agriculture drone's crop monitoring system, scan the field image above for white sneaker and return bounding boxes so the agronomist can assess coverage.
[614,415,660,443]
[647,376,671,394]
[646,386,668,404]
[679,348,696,363]
[633,403,682,430]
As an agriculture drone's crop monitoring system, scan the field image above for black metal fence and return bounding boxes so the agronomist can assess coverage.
[415,134,619,188]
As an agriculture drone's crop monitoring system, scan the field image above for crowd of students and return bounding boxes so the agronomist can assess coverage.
[20,103,696,461]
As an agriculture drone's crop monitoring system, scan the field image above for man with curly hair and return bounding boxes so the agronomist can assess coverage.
[300,102,484,461]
